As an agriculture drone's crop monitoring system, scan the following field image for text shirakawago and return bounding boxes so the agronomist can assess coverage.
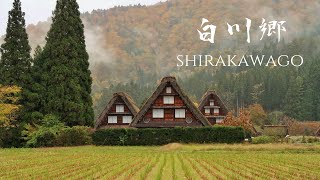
[177,54,303,67]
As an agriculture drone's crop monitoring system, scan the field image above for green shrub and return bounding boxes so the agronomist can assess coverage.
[92,126,245,146]
[56,126,92,146]
[252,136,276,144]
[23,115,93,147]
[1,125,26,148]
[22,115,65,148]
[32,131,57,147]
[93,128,128,146]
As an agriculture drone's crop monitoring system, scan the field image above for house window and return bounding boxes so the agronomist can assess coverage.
[216,117,224,123]
[123,116,132,124]
[166,87,172,93]
[205,108,210,114]
[116,105,124,113]
[175,109,186,118]
[214,108,219,114]
[108,116,117,124]
[153,109,164,118]
[209,100,214,106]
[163,96,174,104]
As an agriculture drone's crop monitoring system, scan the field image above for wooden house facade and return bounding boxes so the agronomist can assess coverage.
[130,76,210,128]
[95,92,139,129]
[198,91,229,125]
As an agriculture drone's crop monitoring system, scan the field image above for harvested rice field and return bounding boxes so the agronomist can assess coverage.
[1,143,320,179]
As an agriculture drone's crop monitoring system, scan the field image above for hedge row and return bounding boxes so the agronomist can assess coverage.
[92,126,245,146]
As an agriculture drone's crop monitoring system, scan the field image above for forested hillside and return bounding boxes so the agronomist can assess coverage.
[2,0,320,121]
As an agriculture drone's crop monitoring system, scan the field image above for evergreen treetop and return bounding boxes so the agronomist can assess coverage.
[0,0,32,87]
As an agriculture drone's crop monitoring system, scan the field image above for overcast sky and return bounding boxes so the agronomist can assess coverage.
[0,0,162,35]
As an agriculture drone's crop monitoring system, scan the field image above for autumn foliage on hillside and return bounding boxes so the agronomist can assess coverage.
[19,0,320,87]
[2,0,319,123]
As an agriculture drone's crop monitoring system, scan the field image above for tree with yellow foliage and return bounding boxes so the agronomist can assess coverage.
[0,85,21,128]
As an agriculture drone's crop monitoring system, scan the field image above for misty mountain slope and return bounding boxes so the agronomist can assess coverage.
[2,0,320,88]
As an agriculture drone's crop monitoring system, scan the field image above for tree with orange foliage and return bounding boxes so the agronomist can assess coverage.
[223,112,238,126]
[223,110,256,135]
[248,104,268,126]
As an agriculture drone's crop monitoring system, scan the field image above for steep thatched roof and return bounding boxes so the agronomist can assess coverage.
[95,92,139,129]
[198,90,229,115]
[131,76,211,127]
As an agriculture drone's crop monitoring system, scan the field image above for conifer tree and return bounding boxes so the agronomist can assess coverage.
[36,0,94,126]
[301,58,320,121]
[23,46,45,124]
[283,76,304,120]
[0,0,37,125]
[0,0,32,86]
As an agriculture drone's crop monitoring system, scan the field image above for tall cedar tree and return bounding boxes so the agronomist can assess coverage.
[283,76,304,120]
[35,0,94,126]
[0,0,32,86]
[302,58,320,121]
[0,0,35,120]
[25,46,45,124]
[0,0,33,147]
